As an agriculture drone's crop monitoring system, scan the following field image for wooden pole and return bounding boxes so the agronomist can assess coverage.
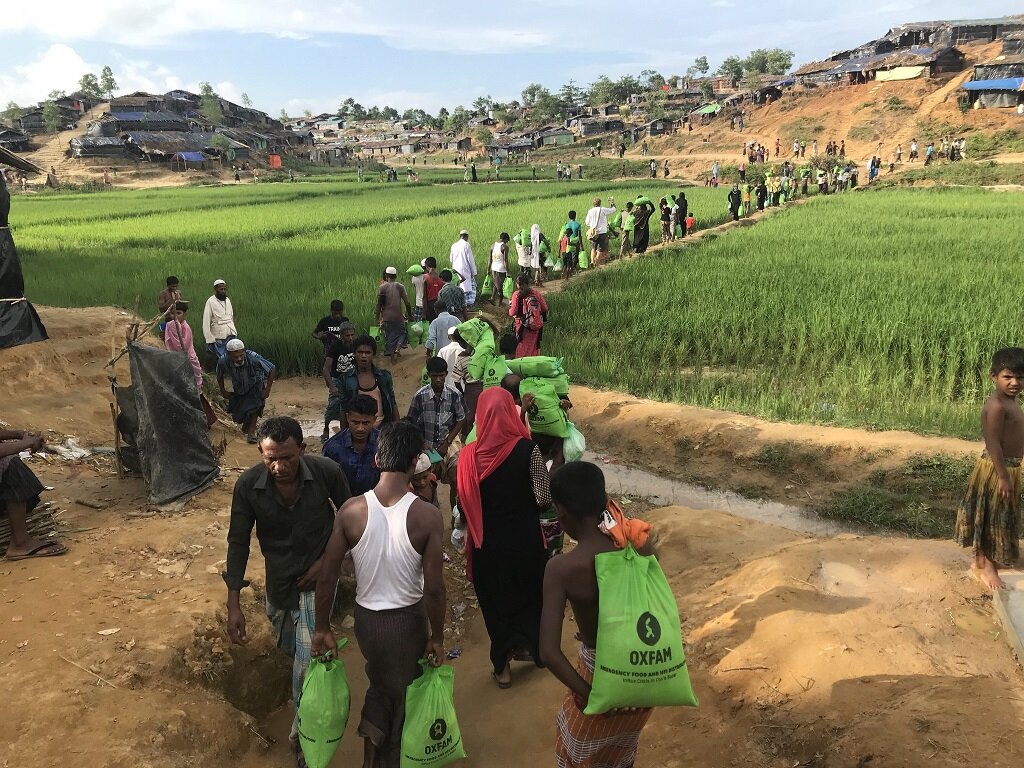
[109,402,124,481]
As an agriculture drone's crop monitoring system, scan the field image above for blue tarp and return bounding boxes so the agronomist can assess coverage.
[962,77,1024,91]
[173,151,207,162]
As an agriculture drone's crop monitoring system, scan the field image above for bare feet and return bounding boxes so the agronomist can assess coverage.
[972,555,1006,590]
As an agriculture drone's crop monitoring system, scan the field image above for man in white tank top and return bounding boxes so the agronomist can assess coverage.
[313,420,446,768]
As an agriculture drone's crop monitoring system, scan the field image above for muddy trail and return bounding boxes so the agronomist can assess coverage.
[2,307,1023,768]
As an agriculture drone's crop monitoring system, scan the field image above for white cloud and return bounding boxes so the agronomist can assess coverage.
[0,1,554,54]
[0,44,93,105]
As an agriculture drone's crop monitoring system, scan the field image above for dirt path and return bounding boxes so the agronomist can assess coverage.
[2,307,1023,767]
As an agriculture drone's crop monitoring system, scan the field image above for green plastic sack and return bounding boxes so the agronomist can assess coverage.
[481,273,494,296]
[298,639,351,768]
[407,264,425,276]
[585,545,698,715]
[420,366,430,388]
[455,318,497,381]
[506,356,564,379]
[483,355,511,389]
[401,660,467,768]
[563,422,586,463]
[578,250,590,270]
[369,326,384,346]
[502,276,515,300]
[520,377,568,438]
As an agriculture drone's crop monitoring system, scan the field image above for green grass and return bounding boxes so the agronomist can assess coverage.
[545,186,1024,439]
[15,178,730,374]
[883,161,1024,187]
[818,454,972,537]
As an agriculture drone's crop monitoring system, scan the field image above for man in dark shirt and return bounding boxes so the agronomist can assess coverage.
[322,395,381,495]
[311,299,349,359]
[321,321,357,440]
[224,416,351,762]
[437,269,467,320]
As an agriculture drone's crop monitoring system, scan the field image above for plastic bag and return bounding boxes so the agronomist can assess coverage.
[407,322,425,348]
[401,660,467,768]
[481,273,493,296]
[369,326,384,346]
[298,639,352,768]
[407,264,425,276]
[502,276,515,300]
[563,422,586,462]
[419,366,430,388]
[483,355,511,389]
[578,250,590,270]
[585,545,698,715]
[519,377,569,438]
[506,356,564,379]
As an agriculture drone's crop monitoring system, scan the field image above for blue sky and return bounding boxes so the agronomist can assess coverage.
[1,0,1020,116]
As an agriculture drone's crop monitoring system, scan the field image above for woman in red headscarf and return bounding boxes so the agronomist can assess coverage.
[457,387,551,688]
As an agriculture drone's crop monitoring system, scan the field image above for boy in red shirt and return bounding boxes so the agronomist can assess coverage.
[422,256,444,322]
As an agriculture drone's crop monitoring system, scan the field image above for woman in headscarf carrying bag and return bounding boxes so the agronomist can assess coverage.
[456,388,552,689]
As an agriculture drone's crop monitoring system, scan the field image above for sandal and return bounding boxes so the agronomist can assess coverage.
[491,671,512,689]
[6,541,68,561]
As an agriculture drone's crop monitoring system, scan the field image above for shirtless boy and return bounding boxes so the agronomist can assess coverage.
[540,461,655,768]
[955,347,1024,589]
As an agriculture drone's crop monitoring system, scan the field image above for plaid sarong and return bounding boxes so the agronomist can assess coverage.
[555,645,653,768]
[267,590,316,743]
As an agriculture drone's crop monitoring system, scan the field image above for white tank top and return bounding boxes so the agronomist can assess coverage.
[351,490,424,610]
[490,242,507,272]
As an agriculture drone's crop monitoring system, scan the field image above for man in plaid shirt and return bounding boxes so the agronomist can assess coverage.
[406,357,466,457]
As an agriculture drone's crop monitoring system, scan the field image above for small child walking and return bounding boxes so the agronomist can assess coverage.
[955,347,1024,589]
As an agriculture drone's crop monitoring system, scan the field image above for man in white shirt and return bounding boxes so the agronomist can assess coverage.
[202,278,237,359]
[437,327,469,394]
[584,197,617,267]
[449,229,477,307]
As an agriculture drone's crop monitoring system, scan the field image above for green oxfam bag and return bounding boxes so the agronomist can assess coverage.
[401,661,467,768]
[407,321,425,348]
[483,355,511,389]
[298,639,352,768]
[369,325,384,345]
[481,273,494,296]
[519,377,569,438]
[419,366,430,388]
[506,356,564,379]
[578,250,590,270]
[585,545,698,715]
[502,276,515,300]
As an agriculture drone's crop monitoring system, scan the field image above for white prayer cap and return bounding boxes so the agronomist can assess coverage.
[225,339,245,352]
[385,266,398,276]
[414,453,432,474]
[459,229,469,236]
[213,278,226,286]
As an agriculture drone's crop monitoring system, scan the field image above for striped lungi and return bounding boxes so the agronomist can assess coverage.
[555,645,653,768]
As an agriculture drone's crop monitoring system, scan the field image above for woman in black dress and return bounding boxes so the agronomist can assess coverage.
[456,387,551,688]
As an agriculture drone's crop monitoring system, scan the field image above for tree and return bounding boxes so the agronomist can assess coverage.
[198,82,225,125]
[717,56,745,82]
[1,101,22,125]
[210,133,233,162]
[381,106,399,121]
[558,80,587,113]
[99,66,117,99]
[47,89,67,101]
[366,105,382,120]
[744,48,794,76]
[446,106,470,135]
[475,127,493,146]
[241,92,252,107]
[77,73,103,101]
[640,69,665,91]
[587,76,616,107]
[280,108,289,122]
[42,100,63,133]
[520,83,551,107]
[686,56,710,79]
[647,91,667,120]
[700,81,715,101]
[471,95,493,115]
[303,108,313,119]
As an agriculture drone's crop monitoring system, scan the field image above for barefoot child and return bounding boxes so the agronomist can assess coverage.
[955,347,1024,590]
[540,461,655,768]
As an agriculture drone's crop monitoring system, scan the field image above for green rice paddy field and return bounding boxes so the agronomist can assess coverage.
[13,179,1021,438]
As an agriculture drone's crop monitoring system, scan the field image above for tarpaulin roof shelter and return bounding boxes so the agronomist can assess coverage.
[124,131,247,158]
[69,136,128,157]
[690,103,722,116]
[113,342,219,506]
[172,151,209,162]
[962,77,1024,90]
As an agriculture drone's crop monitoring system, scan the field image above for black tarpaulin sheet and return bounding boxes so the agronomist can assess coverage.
[126,341,219,505]
[0,231,48,349]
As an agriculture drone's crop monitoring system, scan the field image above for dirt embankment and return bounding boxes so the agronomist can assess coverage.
[2,306,1022,768]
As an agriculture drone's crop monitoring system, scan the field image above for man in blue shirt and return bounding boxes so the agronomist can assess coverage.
[322,395,380,496]
[216,338,277,443]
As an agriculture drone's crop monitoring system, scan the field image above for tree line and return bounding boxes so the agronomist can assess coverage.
[322,48,792,134]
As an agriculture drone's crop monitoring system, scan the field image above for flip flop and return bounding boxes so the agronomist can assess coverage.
[6,541,68,561]
[491,671,511,690]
